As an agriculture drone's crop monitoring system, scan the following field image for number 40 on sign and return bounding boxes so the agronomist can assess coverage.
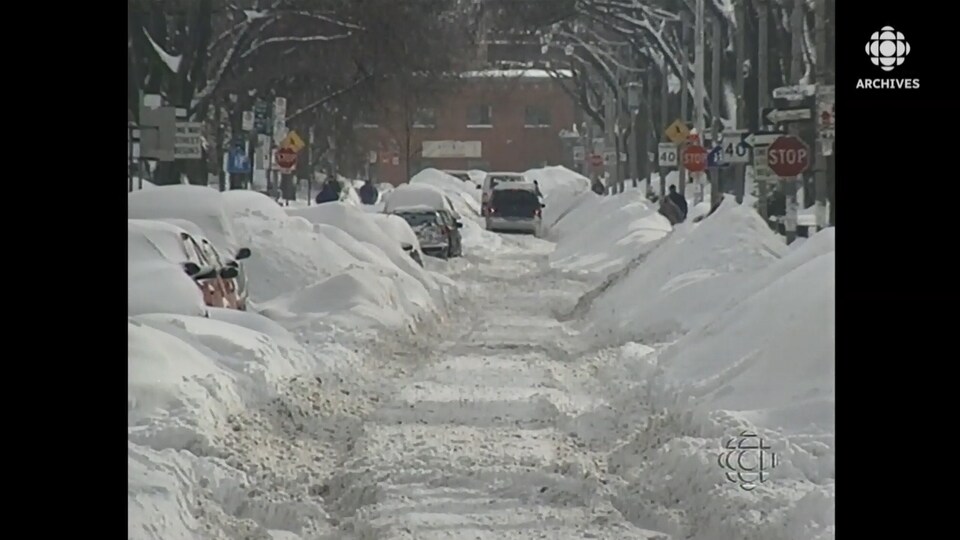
[721,132,751,164]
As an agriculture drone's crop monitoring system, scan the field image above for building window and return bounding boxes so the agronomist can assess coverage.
[524,105,551,127]
[413,107,436,128]
[355,109,378,128]
[466,104,493,127]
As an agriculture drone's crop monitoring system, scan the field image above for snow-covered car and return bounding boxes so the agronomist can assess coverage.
[128,219,244,315]
[389,205,463,259]
[383,184,466,258]
[368,212,426,267]
[441,170,472,183]
[485,182,545,236]
[480,172,527,216]
[128,185,253,309]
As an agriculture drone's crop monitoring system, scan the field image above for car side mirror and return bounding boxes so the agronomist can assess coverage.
[541,203,546,208]
[455,221,463,228]
[401,242,414,252]
[475,185,481,189]
[182,262,203,277]
[219,266,240,279]
[235,247,252,260]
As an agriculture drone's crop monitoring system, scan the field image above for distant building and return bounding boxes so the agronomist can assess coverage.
[356,69,578,185]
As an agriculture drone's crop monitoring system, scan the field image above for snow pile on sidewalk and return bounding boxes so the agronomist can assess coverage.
[548,190,671,277]
[129,309,361,540]
[523,166,592,230]
[581,198,788,344]
[600,229,835,540]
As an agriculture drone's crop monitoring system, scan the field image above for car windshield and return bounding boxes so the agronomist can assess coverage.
[491,189,539,209]
[396,212,438,227]
[489,175,521,188]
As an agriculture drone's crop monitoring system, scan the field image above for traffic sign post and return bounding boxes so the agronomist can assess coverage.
[767,135,811,177]
[745,132,783,183]
[720,134,751,164]
[772,83,816,101]
[816,85,835,155]
[227,144,251,174]
[707,146,727,168]
[682,144,708,173]
[664,119,691,145]
[763,106,813,125]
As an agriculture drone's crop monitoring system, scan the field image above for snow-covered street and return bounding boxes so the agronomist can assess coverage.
[129,168,834,540]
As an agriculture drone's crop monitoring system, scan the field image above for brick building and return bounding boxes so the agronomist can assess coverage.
[356,70,577,185]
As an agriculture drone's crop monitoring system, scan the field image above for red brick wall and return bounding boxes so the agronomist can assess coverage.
[357,77,576,185]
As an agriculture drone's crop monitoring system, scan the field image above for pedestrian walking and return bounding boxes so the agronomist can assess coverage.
[667,185,688,221]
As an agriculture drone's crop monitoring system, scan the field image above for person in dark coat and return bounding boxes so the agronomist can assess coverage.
[591,177,606,195]
[279,175,296,207]
[532,180,543,199]
[358,179,379,205]
[659,197,683,225]
[315,175,342,204]
[667,184,688,221]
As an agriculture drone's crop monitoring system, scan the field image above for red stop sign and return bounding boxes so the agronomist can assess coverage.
[767,136,810,177]
[590,154,603,167]
[682,145,707,173]
[275,147,297,169]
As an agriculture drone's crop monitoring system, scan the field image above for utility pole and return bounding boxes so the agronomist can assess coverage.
[693,0,706,140]
[644,67,654,196]
[734,0,747,204]
[814,0,829,229]
[628,81,640,192]
[710,14,722,208]
[604,70,618,195]
[659,64,669,201]
[785,0,803,244]
[215,98,226,192]
[679,12,691,199]
[756,0,770,221]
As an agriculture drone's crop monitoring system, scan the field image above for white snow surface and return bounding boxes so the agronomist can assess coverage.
[128,219,207,318]
[130,168,833,540]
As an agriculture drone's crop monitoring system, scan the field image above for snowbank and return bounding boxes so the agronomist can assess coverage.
[522,166,592,230]
[128,220,207,317]
[548,190,671,277]
[128,185,239,251]
[600,229,835,540]
[581,199,788,344]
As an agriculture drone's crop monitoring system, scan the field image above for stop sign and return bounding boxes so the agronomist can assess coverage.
[767,136,810,177]
[275,147,297,169]
[590,154,604,168]
[682,145,707,173]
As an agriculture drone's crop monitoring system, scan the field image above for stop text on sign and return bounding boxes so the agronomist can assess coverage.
[768,148,808,166]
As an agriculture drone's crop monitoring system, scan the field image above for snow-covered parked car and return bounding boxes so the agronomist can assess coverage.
[368,212,425,267]
[128,219,244,315]
[128,185,253,309]
[383,184,465,258]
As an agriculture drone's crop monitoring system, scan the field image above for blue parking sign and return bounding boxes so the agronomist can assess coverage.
[227,146,251,174]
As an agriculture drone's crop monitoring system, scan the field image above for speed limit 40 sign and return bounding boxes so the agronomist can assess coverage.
[658,142,679,168]
[720,132,751,164]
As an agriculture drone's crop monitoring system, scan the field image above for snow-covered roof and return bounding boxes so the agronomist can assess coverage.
[389,205,439,214]
[493,181,538,192]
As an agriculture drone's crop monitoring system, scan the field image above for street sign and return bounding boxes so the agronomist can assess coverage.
[816,85,835,144]
[254,100,271,135]
[721,137,751,164]
[767,136,811,177]
[273,97,287,119]
[227,145,251,174]
[257,135,271,170]
[242,111,254,132]
[744,131,782,181]
[174,122,203,160]
[772,83,817,100]
[707,145,728,168]
[664,119,691,144]
[281,130,306,153]
[572,145,585,162]
[764,107,812,124]
[590,153,604,168]
[275,146,297,171]
[682,145,707,173]
[657,142,678,167]
[602,151,617,166]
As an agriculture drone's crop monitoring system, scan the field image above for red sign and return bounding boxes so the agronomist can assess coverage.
[767,136,810,177]
[275,147,297,170]
[590,154,604,167]
[682,145,707,173]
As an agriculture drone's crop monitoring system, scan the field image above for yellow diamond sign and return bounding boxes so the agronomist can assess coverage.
[281,130,306,153]
[664,119,691,145]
